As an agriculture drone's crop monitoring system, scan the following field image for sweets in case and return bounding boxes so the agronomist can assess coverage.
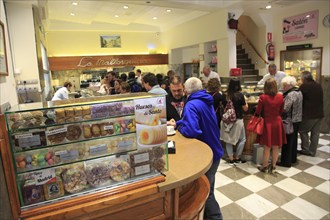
[22,180,45,205]
[43,177,65,200]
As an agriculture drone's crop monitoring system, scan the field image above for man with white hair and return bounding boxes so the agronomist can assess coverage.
[258,64,286,89]
[202,66,221,85]
[278,76,303,167]
[168,77,224,220]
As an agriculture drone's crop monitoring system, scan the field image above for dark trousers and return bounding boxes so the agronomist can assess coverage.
[280,123,299,167]
[204,159,223,220]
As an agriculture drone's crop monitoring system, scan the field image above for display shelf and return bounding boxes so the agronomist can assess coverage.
[3,93,168,209]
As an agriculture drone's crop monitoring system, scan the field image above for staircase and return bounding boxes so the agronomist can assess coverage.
[236,45,261,84]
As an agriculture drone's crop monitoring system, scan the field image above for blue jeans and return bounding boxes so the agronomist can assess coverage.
[204,159,223,220]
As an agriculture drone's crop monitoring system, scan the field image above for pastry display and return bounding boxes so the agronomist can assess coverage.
[47,127,67,144]
[91,124,101,137]
[74,107,83,116]
[16,150,55,170]
[138,126,167,145]
[61,167,88,193]
[109,159,130,182]
[43,178,65,200]
[152,158,166,172]
[99,123,108,136]
[64,107,74,117]
[31,111,44,119]
[105,122,114,135]
[82,125,92,138]
[82,106,91,115]
[22,180,45,205]
[55,109,65,118]
[66,125,82,141]
[21,112,33,120]
[152,146,165,158]
[8,113,22,122]
[85,162,111,187]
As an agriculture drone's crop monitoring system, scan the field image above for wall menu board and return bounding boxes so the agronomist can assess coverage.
[282,10,319,43]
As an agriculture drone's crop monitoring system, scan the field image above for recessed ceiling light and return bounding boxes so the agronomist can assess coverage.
[266,5,272,9]
[152,16,157,20]
[306,14,310,18]
[70,12,75,16]
[123,5,129,9]
[115,15,119,18]
[166,9,172,13]
[72,2,78,6]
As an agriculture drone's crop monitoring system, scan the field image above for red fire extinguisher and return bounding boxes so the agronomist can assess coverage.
[266,42,275,61]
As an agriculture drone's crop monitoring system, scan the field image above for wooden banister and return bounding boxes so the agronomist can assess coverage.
[237,29,269,65]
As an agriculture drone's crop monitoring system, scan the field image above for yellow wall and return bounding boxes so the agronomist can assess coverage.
[46,31,167,56]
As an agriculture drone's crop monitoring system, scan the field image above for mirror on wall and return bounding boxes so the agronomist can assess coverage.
[0,21,8,76]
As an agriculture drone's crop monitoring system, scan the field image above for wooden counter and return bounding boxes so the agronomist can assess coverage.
[0,113,213,220]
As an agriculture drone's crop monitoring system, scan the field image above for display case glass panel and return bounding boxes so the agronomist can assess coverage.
[280,47,322,83]
[4,93,168,209]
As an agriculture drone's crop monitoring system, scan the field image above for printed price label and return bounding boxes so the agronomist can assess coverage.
[90,144,107,156]
[17,134,41,148]
[134,153,150,164]
[46,127,67,136]
[118,140,133,149]
[134,164,151,176]
[34,168,56,185]
[104,125,114,130]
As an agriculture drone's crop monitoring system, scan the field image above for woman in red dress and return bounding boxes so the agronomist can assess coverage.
[256,78,286,173]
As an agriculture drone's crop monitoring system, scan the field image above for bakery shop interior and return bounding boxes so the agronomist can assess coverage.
[0,0,329,219]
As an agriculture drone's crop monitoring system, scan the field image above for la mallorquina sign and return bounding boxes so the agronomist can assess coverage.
[48,54,168,71]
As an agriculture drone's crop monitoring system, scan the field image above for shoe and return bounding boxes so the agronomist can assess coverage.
[298,150,312,156]
[258,166,269,173]
[234,158,246,164]
[227,160,235,165]
[269,166,276,174]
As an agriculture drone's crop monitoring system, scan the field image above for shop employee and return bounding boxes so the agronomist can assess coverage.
[258,64,286,89]
[52,81,73,101]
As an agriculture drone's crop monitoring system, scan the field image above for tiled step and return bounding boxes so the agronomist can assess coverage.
[237,48,245,54]
[237,58,251,64]
[242,69,259,75]
[237,54,248,59]
[238,63,255,70]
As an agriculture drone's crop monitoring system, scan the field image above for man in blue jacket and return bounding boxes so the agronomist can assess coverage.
[168,77,224,220]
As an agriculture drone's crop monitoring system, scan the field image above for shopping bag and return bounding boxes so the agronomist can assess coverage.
[247,115,264,135]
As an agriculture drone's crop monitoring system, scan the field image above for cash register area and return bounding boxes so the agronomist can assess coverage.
[216,133,330,220]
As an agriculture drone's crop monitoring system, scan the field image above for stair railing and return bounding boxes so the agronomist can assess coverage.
[237,29,269,70]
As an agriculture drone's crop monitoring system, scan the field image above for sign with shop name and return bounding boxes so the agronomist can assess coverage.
[283,10,318,43]
[48,54,168,71]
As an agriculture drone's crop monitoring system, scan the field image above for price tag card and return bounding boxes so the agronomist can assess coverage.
[134,152,150,164]
[34,168,56,185]
[118,140,133,150]
[90,144,107,156]
[46,127,67,136]
[134,164,151,176]
[16,133,41,148]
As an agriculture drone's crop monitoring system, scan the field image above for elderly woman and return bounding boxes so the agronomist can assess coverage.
[278,76,303,167]
[168,77,224,219]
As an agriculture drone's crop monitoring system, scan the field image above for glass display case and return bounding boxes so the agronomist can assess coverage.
[4,93,168,209]
[280,47,322,83]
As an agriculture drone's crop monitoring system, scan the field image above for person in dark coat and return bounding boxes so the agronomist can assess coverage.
[166,75,186,121]
[298,71,324,156]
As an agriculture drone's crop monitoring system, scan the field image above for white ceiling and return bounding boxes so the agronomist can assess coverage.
[6,0,312,32]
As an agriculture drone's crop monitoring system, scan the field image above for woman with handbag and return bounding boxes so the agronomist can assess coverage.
[220,78,248,164]
[256,78,286,173]
[278,76,303,167]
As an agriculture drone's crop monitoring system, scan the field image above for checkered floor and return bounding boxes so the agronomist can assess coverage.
[216,133,330,220]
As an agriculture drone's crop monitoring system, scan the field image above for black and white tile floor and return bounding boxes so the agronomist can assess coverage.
[216,133,330,219]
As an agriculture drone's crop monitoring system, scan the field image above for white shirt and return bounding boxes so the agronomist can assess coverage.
[202,71,221,84]
[258,71,286,89]
[52,87,69,101]
[148,85,168,95]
